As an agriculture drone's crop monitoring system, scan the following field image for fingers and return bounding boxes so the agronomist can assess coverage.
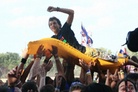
[8,66,17,75]
[38,45,45,52]
[114,69,118,76]
[47,6,55,12]
[47,6,52,12]
[106,69,110,78]
[36,45,46,58]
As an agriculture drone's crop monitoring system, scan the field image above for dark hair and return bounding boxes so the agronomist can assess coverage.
[115,78,136,92]
[126,73,138,82]
[21,81,38,92]
[69,82,85,92]
[40,84,55,92]
[49,16,62,28]
[131,56,138,63]
[83,83,113,92]
[45,76,53,85]
[124,27,138,52]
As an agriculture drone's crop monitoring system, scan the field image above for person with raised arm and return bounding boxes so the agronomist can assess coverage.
[47,6,96,57]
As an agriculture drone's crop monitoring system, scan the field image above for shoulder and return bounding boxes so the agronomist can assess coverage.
[51,35,57,38]
[62,22,71,28]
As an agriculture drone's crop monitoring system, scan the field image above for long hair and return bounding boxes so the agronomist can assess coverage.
[115,78,136,92]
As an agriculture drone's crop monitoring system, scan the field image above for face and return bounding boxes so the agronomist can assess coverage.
[72,90,81,92]
[49,20,60,34]
[118,81,136,92]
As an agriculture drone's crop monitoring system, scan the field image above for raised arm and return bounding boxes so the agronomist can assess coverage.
[47,6,74,25]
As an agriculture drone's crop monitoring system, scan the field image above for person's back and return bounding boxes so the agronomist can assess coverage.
[21,81,38,92]
[40,84,55,92]
[83,83,113,92]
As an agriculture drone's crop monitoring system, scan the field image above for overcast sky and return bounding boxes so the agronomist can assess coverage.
[0,0,138,55]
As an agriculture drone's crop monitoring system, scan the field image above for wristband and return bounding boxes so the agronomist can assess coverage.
[21,58,27,64]
[15,80,21,86]
[55,87,60,91]
[86,69,91,75]
[56,7,60,11]
[36,54,42,59]
[55,57,59,61]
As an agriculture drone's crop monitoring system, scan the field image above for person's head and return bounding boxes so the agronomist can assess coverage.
[40,84,55,92]
[48,16,62,34]
[126,73,138,91]
[83,83,113,92]
[21,81,38,92]
[45,76,54,85]
[116,78,136,92]
[69,82,85,92]
[0,85,9,92]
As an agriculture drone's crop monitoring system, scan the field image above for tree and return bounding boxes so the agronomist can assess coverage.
[0,52,20,77]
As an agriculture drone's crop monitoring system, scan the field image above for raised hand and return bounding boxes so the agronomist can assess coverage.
[36,45,45,58]
[48,45,58,57]
[105,69,119,88]
[7,66,22,87]
[47,6,56,12]
[79,59,90,72]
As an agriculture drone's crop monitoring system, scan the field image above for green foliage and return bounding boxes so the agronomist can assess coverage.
[0,52,20,71]
[96,47,113,58]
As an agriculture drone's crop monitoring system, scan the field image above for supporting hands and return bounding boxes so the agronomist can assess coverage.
[79,59,91,72]
[79,59,93,85]
[7,66,22,87]
[36,45,45,58]
[49,45,58,57]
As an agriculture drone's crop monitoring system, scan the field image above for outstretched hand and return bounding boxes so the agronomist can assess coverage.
[7,66,22,87]
[79,59,90,72]
[48,45,58,56]
[35,45,45,58]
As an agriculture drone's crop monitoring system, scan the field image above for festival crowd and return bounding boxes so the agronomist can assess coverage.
[0,6,138,92]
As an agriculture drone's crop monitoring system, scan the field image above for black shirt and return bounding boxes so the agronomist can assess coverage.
[51,22,86,53]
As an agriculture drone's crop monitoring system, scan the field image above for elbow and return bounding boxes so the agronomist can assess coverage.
[69,10,74,17]
[71,10,74,15]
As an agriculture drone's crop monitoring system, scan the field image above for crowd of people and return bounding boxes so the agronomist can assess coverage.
[0,6,138,92]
